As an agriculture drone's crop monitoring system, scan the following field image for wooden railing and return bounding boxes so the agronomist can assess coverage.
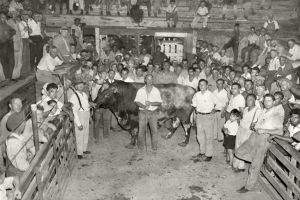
[259,139,300,200]
[18,115,77,200]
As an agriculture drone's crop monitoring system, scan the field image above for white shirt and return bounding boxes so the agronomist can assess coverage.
[134,86,162,111]
[192,90,216,113]
[248,34,259,45]
[18,21,29,39]
[268,57,280,71]
[224,120,239,136]
[166,4,177,13]
[69,91,90,127]
[182,77,199,90]
[213,89,228,110]
[37,53,63,72]
[134,76,145,83]
[241,72,251,80]
[220,55,230,65]
[263,20,279,30]
[288,44,300,61]
[226,94,245,112]
[6,133,30,171]
[177,75,185,85]
[0,177,14,200]
[27,18,41,36]
[213,52,221,61]
[196,6,208,16]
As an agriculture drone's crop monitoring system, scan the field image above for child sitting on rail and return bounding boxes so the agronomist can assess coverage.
[0,167,21,200]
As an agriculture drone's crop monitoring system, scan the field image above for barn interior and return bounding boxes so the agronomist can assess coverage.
[0,0,300,200]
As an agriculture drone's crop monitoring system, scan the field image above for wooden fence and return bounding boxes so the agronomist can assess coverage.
[19,115,77,200]
[259,139,300,200]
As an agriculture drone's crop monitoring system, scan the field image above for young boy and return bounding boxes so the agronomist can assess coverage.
[223,109,240,167]
[165,0,178,28]
[39,83,64,113]
[0,168,21,200]
[191,1,209,29]
[69,80,91,159]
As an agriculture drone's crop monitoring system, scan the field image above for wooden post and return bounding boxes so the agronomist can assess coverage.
[136,32,140,54]
[95,27,100,56]
[31,104,39,152]
[63,74,68,103]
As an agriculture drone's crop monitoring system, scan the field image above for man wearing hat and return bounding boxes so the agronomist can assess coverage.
[53,26,76,62]
[5,111,31,177]
[69,79,91,159]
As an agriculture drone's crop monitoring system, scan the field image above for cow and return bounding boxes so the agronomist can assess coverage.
[94,80,195,148]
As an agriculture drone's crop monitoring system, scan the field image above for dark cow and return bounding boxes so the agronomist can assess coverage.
[94,80,195,148]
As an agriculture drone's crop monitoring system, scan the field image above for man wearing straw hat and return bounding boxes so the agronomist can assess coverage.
[134,74,162,152]
[69,79,91,159]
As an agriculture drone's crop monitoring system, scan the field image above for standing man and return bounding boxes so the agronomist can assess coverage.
[28,12,43,69]
[192,79,217,162]
[223,23,240,64]
[71,18,83,49]
[134,74,162,151]
[225,83,245,120]
[53,26,75,62]
[69,80,91,159]
[213,79,229,141]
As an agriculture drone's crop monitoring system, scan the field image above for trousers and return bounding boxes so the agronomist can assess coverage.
[235,132,270,190]
[196,113,214,157]
[74,111,90,155]
[0,40,14,79]
[94,108,112,140]
[191,15,208,28]
[212,111,225,141]
[29,35,43,69]
[138,110,158,150]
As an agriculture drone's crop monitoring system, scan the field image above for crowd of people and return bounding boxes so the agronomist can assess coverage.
[0,0,300,199]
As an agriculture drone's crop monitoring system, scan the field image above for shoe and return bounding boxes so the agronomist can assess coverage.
[203,156,212,162]
[178,141,188,147]
[78,155,83,159]
[192,153,204,159]
[117,11,120,16]
[83,151,91,154]
[237,186,249,193]
[234,168,245,173]
[80,10,84,15]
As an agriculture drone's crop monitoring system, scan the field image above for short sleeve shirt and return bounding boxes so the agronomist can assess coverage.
[224,120,239,136]
[192,90,216,113]
[226,94,245,112]
[134,86,162,111]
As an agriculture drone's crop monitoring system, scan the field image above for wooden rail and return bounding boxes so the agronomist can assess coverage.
[18,115,77,200]
[259,139,300,200]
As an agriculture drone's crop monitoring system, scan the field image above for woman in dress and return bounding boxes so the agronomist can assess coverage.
[233,93,262,171]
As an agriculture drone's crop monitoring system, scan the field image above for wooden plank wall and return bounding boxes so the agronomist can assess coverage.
[259,139,300,200]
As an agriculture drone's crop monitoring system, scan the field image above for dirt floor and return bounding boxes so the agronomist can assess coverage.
[63,126,272,200]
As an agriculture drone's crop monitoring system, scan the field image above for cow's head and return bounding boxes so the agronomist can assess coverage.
[94,82,119,111]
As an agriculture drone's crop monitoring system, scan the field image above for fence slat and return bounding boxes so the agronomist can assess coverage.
[261,167,294,200]
[269,145,300,181]
[275,139,300,163]
[267,157,300,198]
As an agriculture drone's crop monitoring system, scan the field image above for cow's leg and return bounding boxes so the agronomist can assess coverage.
[125,128,138,149]
[178,123,192,147]
[165,117,180,139]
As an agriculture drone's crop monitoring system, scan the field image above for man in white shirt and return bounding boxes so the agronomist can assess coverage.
[263,14,279,35]
[241,27,260,63]
[36,45,63,84]
[226,83,245,120]
[134,74,162,151]
[121,68,134,83]
[192,79,217,162]
[5,111,31,177]
[191,1,209,29]
[213,79,229,141]
[69,80,90,159]
[284,39,300,69]
[182,67,199,90]
[0,97,23,171]
[265,50,280,91]
[28,12,43,68]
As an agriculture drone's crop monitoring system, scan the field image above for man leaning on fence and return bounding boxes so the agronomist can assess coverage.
[235,94,284,193]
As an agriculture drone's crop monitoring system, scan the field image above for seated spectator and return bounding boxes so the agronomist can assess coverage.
[70,43,80,60]
[241,27,259,64]
[182,67,198,90]
[38,83,64,112]
[5,111,31,177]
[191,1,209,29]
[284,39,300,69]
[269,109,300,151]
[134,66,145,83]
[139,48,152,66]
[69,0,84,15]
[225,83,245,120]
[110,63,122,80]
[242,79,255,99]
[165,0,178,28]
[263,14,279,35]
[155,61,177,84]
[0,97,23,170]
[241,65,251,80]
[0,167,21,200]
[121,68,134,83]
